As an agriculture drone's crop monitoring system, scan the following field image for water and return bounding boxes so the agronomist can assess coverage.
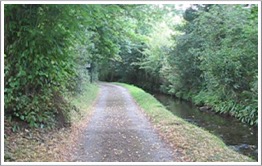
[154,94,258,161]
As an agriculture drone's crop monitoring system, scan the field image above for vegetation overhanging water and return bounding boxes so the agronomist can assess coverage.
[154,93,258,161]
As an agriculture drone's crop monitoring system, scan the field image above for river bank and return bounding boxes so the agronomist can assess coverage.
[116,82,255,162]
[154,93,258,161]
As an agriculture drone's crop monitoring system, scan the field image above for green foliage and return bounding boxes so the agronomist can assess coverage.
[98,4,258,126]
[5,5,77,127]
[134,21,174,91]
[99,5,178,92]
[4,4,134,127]
[4,4,258,127]
[167,4,258,125]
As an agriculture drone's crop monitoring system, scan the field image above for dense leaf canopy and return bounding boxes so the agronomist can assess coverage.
[4,4,258,127]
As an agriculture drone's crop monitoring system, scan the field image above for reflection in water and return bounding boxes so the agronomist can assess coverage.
[154,94,258,161]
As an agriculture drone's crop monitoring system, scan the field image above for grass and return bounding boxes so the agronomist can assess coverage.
[69,83,99,124]
[4,83,99,162]
[115,82,255,162]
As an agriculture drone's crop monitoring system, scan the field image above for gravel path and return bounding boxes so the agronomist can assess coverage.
[72,83,179,162]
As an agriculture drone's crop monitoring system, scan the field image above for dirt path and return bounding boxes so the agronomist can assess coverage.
[71,83,180,162]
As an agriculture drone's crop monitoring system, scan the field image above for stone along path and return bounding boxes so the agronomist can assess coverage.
[72,83,180,162]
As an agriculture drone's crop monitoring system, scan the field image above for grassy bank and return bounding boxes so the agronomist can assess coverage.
[4,83,99,162]
[69,83,99,124]
[115,82,254,162]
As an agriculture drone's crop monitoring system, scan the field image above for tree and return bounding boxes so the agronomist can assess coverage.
[167,4,258,125]
[4,4,139,127]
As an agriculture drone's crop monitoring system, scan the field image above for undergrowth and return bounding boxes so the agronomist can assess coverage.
[4,83,99,162]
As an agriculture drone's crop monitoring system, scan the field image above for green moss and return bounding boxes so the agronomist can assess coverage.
[115,82,255,162]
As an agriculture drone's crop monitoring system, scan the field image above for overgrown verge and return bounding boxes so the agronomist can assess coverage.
[4,83,99,162]
[116,83,255,162]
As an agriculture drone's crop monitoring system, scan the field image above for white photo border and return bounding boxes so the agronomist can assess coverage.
[1,1,261,165]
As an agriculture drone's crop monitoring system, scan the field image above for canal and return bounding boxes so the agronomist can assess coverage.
[154,93,258,161]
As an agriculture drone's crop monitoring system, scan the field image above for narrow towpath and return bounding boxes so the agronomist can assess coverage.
[72,83,180,162]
